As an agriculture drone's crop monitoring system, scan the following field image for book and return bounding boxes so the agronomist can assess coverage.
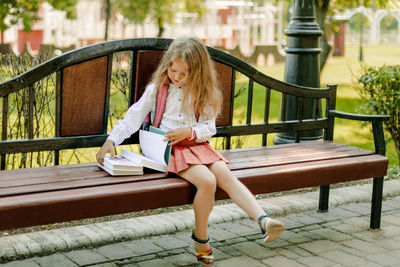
[97,155,144,176]
[119,127,171,173]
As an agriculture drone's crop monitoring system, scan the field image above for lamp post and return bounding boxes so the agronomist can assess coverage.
[274,0,323,144]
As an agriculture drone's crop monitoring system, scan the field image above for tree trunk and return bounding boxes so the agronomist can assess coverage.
[104,0,111,41]
[157,17,164,37]
[314,0,331,72]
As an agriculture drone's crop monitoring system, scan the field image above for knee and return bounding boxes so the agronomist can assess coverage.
[197,174,217,193]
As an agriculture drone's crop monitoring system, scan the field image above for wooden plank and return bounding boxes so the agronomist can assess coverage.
[0,153,387,230]
[214,61,233,127]
[61,56,109,136]
[0,142,379,198]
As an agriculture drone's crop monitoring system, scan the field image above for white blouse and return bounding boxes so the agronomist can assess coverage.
[107,83,217,146]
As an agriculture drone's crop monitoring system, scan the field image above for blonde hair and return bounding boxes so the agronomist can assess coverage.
[150,36,222,119]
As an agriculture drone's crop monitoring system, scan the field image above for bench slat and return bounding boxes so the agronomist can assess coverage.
[0,153,387,230]
[0,142,377,198]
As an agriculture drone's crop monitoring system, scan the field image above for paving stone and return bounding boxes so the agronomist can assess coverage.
[296,255,336,267]
[279,230,313,244]
[95,243,137,261]
[319,250,369,266]
[256,237,290,249]
[340,203,371,215]
[274,248,301,260]
[286,212,325,225]
[298,240,342,254]
[156,248,186,257]
[341,239,386,254]
[387,249,400,259]
[63,249,108,266]
[136,258,175,267]
[32,253,78,267]
[13,234,43,256]
[125,254,156,263]
[366,253,400,266]
[151,234,188,250]
[284,245,313,257]
[382,215,400,227]
[308,207,360,222]
[374,239,400,250]
[298,224,322,231]
[232,241,275,259]
[380,224,400,238]
[209,226,240,241]
[59,227,92,249]
[89,263,119,267]
[261,256,305,267]
[307,228,353,242]
[0,258,40,267]
[216,245,242,256]
[339,246,368,258]
[223,237,247,245]
[163,252,198,266]
[0,235,30,258]
[278,216,306,230]
[0,245,17,261]
[340,216,370,229]
[120,238,164,255]
[217,221,258,237]
[215,255,266,267]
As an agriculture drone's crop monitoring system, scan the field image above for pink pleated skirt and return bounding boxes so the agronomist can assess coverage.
[167,139,229,174]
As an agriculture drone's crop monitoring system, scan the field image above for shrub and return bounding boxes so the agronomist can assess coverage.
[357,64,400,163]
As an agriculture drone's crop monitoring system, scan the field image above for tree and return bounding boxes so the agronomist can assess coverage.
[0,0,77,43]
[280,0,390,71]
[115,0,206,37]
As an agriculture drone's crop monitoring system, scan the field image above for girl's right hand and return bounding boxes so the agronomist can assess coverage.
[96,139,115,165]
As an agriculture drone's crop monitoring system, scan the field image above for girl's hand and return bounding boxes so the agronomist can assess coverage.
[96,139,115,165]
[165,127,192,145]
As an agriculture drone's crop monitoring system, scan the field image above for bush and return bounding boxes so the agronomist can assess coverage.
[357,64,400,163]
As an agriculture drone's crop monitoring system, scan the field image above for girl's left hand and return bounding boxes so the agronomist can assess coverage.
[165,127,192,145]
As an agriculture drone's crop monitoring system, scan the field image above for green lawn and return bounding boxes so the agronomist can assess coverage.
[248,45,400,168]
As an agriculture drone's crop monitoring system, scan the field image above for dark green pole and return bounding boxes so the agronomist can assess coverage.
[274,0,323,144]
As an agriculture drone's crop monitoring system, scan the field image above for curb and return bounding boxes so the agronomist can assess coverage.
[1,179,400,262]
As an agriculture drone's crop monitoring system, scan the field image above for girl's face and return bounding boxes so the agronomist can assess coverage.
[167,58,188,88]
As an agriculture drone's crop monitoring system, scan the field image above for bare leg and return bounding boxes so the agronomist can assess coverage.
[209,161,265,221]
[179,164,216,263]
[209,161,284,242]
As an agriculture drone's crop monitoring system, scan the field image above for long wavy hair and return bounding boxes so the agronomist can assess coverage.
[150,36,222,119]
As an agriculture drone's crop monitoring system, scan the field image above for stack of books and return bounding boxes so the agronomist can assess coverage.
[98,126,171,176]
[99,155,144,176]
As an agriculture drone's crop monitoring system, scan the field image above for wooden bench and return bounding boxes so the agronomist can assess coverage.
[0,38,389,232]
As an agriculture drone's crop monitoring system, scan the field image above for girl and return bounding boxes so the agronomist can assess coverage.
[96,36,284,266]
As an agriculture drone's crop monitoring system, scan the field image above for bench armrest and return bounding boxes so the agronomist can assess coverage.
[328,110,389,156]
[328,110,390,122]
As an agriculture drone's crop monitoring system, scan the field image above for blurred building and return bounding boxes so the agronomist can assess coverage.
[2,0,284,55]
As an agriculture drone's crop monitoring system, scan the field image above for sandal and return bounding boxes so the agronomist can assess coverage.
[191,231,214,266]
[258,214,285,243]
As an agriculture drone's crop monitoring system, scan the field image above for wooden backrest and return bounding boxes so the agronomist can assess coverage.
[59,56,111,137]
[134,50,233,126]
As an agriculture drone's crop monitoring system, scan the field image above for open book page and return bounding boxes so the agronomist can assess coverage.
[119,149,167,172]
[139,129,170,165]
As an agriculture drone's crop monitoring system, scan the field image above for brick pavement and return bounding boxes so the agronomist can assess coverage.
[1,180,400,267]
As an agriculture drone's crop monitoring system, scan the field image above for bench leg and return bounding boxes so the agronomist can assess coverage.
[370,177,384,229]
[318,185,330,212]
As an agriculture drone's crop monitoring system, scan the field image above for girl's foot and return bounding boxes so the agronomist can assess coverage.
[258,215,285,242]
[191,230,214,266]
